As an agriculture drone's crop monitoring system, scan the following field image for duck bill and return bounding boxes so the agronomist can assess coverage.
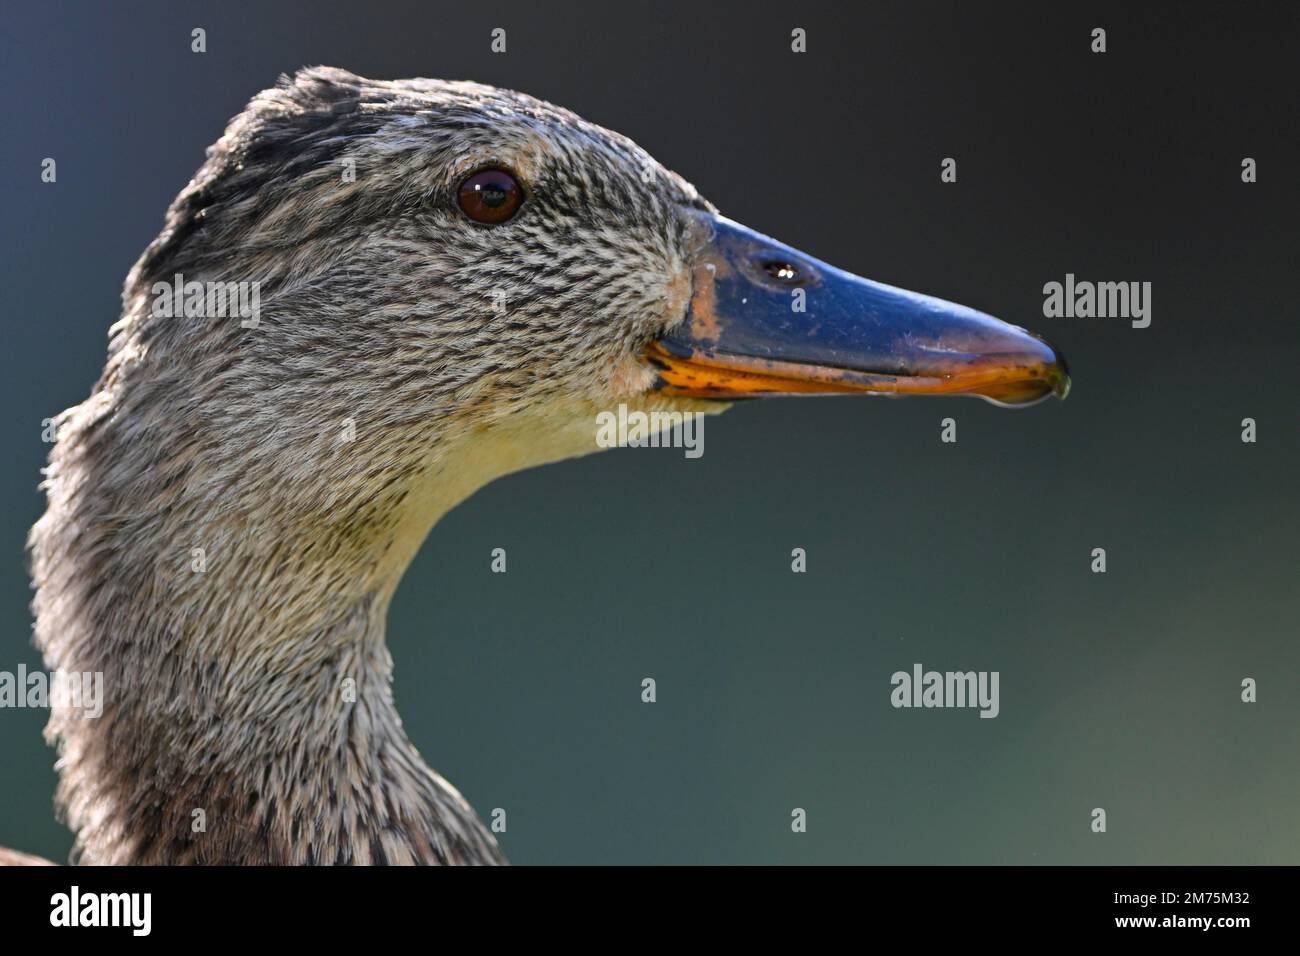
[648,211,1069,406]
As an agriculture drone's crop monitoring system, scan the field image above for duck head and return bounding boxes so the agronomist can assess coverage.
[129,68,1066,512]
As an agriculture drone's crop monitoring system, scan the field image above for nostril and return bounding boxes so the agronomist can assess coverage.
[761,260,803,284]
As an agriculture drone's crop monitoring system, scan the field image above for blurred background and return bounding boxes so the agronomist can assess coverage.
[1,1,1296,864]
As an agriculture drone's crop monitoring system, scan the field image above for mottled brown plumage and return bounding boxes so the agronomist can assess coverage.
[24,67,722,864]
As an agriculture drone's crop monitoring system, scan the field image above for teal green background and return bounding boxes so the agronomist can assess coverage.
[2,1,1296,863]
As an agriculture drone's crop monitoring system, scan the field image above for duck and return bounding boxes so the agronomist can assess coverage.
[7,67,1067,866]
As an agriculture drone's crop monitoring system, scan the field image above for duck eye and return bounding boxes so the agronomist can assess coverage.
[457,168,523,224]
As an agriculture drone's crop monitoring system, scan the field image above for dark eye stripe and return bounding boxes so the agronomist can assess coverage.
[458,168,523,224]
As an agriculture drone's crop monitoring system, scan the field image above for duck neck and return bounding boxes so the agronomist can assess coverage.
[33,451,504,865]
[34,380,615,865]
